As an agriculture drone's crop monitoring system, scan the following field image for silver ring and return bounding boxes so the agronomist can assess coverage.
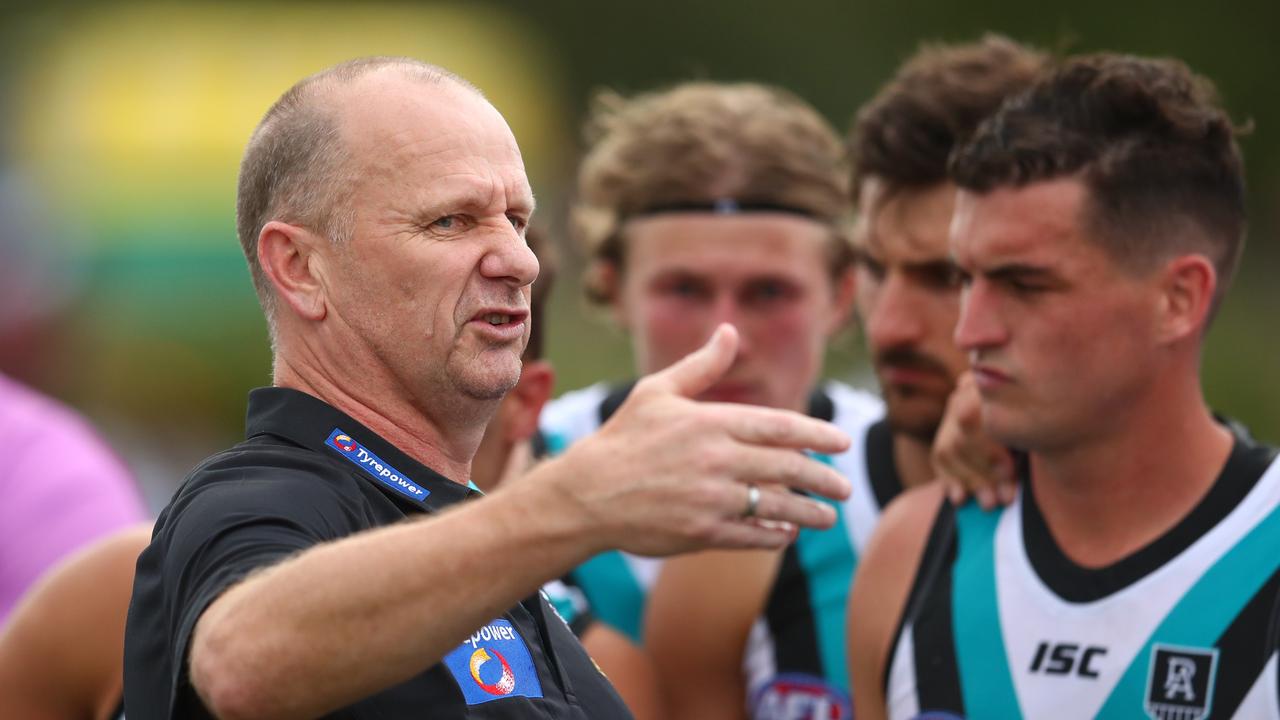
[742,484,761,519]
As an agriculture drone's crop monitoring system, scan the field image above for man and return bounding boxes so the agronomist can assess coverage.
[848,53,1280,719]
[642,38,1045,719]
[123,57,853,719]
[538,82,882,664]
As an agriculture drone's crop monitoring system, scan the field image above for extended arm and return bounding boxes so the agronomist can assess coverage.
[190,326,853,719]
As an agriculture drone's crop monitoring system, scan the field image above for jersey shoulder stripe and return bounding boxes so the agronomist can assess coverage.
[539,383,612,453]
[888,431,1280,720]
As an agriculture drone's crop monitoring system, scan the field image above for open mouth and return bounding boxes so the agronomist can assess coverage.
[469,309,528,333]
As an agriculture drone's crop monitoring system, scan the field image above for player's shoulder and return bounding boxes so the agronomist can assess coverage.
[540,382,618,451]
[164,437,368,534]
[185,437,352,494]
[868,482,949,556]
[543,382,613,423]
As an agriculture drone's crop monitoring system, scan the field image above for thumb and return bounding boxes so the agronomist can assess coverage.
[644,324,739,398]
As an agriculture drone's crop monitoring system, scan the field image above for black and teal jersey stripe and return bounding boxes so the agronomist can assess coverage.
[746,411,900,720]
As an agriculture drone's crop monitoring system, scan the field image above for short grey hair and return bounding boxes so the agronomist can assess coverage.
[235,56,479,341]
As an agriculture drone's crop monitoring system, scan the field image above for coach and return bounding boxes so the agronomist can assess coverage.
[122,57,851,719]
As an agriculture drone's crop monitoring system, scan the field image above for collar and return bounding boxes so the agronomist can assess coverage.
[244,387,477,512]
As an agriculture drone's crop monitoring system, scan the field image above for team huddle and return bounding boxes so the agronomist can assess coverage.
[0,32,1274,720]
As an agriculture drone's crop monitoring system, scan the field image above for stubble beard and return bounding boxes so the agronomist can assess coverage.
[883,387,946,444]
[446,343,524,401]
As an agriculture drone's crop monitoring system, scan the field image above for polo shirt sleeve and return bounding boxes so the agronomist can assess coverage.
[143,446,367,717]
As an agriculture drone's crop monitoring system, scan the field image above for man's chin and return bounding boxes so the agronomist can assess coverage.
[450,365,522,402]
[458,378,519,402]
[883,396,945,443]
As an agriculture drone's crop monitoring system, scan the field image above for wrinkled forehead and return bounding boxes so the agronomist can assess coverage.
[335,72,529,189]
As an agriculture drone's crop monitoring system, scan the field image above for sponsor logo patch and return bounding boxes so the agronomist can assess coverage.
[750,673,851,720]
[444,618,543,705]
[325,428,429,503]
[1144,644,1218,720]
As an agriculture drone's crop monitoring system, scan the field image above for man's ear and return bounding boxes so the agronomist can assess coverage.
[587,260,627,329]
[505,360,555,443]
[1155,254,1217,344]
[258,220,329,322]
[826,266,858,335]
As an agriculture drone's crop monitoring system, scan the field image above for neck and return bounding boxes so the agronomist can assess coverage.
[893,432,936,489]
[273,349,487,484]
[1028,379,1232,568]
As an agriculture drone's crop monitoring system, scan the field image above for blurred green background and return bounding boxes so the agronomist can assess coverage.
[1,1,1275,506]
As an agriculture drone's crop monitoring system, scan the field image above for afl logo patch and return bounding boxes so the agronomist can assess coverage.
[444,618,543,705]
[1144,644,1218,720]
[750,673,851,720]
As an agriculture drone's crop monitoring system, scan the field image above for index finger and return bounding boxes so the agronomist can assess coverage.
[710,404,851,455]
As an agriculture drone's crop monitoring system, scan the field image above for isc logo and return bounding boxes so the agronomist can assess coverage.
[1028,641,1108,678]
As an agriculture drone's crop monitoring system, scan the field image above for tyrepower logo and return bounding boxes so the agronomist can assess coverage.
[325,428,429,503]
[445,619,544,705]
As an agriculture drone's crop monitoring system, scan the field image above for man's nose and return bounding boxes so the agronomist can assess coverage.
[480,227,540,288]
[954,280,1007,352]
[866,273,925,350]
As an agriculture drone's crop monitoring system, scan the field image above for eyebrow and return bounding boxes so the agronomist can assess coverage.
[419,184,536,219]
[984,262,1050,277]
[982,263,1066,285]
[857,246,954,270]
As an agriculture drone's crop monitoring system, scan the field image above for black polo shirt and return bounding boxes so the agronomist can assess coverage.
[124,387,632,719]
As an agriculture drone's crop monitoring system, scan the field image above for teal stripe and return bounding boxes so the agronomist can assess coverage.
[794,453,857,690]
[547,593,580,626]
[1097,499,1280,718]
[543,431,570,457]
[573,550,646,643]
[952,504,1022,719]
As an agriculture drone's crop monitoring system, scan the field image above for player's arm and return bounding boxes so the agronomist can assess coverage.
[0,523,151,720]
[189,326,853,720]
[646,548,781,720]
[581,623,664,720]
[848,483,945,720]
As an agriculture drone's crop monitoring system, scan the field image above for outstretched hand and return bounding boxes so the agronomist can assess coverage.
[543,324,851,556]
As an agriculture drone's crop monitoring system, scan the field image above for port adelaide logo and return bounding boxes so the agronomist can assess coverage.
[1144,644,1219,720]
